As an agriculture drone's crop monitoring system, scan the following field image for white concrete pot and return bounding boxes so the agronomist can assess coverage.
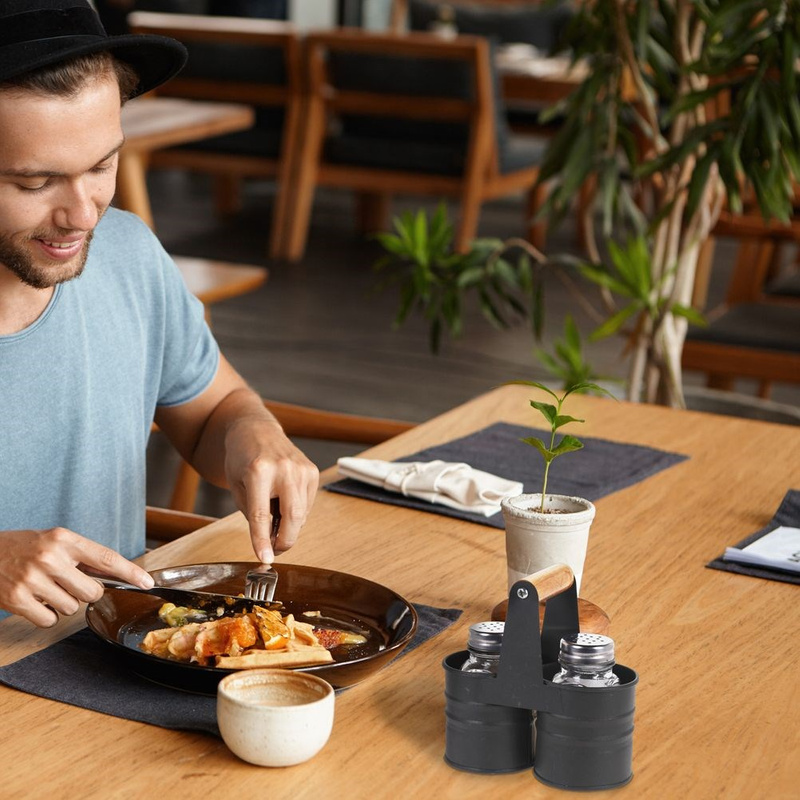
[501,493,596,593]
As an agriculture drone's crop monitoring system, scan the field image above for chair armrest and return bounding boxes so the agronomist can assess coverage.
[145,506,218,543]
[263,400,415,445]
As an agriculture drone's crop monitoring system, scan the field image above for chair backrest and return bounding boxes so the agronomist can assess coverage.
[128,11,301,155]
[304,29,508,177]
[684,386,800,426]
[406,0,573,50]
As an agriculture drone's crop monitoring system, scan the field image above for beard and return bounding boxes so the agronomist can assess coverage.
[0,227,95,290]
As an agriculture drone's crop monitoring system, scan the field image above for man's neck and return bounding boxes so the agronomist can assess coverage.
[0,271,55,335]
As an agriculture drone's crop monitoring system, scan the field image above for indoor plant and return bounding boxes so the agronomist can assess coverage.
[375,2,800,408]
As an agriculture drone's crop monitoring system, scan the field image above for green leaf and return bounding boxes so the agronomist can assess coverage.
[589,303,639,340]
[671,303,708,326]
[505,380,560,402]
[551,435,584,456]
[413,209,429,268]
[577,263,634,298]
[553,414,585,429]
[531,280,544,341]
[531,400,558,425]
[565,381,616,400]
[456,267,485,288]
[374,232,408,257]
[521,436,555,463]
[478,289,507,329]
[564,315,581,352]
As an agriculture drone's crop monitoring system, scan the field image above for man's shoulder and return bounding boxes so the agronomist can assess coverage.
[82,208,173,297]
[90,208,169,272]
[95,206,158,244]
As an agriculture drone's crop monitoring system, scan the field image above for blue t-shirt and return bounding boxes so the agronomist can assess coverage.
[0,208,220,561]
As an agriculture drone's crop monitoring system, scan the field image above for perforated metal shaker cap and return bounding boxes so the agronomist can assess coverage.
[467,621,505,654]
[558,633,616,669]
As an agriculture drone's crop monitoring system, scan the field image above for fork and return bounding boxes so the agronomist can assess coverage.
[244,498,281,602]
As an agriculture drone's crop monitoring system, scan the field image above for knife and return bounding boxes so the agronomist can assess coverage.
[95,577,283,616]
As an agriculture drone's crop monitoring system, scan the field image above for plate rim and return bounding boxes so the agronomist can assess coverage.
[85,561,419,682]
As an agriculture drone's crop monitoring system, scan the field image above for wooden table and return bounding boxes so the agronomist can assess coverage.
[497,45,588,108]
[118,96,255,229]
[1,388,799,797]
[174,255,267,308]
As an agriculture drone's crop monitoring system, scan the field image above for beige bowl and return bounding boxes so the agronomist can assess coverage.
[217,669,335,767]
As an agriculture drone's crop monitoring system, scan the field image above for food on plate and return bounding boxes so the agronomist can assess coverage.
[141,603,367,669]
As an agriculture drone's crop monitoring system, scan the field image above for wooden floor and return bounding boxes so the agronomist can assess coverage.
[143,170,799,518]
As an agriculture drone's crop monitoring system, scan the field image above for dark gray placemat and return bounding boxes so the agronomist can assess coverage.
[0,604,462,736]
[706,489,800,586]
[325,421,689,528]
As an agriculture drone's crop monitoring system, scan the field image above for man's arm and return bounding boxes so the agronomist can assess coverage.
[154,355,319,562]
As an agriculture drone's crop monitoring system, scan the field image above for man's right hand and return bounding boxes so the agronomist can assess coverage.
[0,528,154,627]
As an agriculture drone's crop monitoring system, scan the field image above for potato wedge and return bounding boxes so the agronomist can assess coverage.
[215,646,334,670]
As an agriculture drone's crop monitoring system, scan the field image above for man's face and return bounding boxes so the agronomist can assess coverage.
[0,74,124,289]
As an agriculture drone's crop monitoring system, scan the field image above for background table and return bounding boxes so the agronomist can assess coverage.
[118,97,255,229]
[1,389,798,797]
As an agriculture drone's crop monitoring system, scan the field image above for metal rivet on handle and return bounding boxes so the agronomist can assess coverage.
[517,587,529,599]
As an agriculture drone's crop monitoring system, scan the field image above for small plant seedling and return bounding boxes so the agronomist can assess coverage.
[506,380,615,513]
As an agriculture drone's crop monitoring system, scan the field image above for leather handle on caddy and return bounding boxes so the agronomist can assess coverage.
[490,564,575,623]
[522,564,575,602]
[491,564,610,634]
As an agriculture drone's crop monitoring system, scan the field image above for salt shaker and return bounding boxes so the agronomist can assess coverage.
[460,621,504,674]
[551,633,620,687]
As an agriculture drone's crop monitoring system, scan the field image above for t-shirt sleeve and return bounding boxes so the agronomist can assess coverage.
[155,252,220,408]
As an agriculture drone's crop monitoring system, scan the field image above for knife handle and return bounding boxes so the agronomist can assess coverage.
[270,496,281,544]
[95,577,146,593]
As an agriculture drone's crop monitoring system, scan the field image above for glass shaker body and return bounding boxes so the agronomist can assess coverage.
[551,633,620,687]
[460,621,504,674]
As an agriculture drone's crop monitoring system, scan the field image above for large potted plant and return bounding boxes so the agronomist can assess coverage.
[375,1,800,407]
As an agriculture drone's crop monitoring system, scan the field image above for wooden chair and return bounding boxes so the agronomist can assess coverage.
[127,11,303,258]
[682,213,800,398]
[282,28,547,262]
[147,400,416,544]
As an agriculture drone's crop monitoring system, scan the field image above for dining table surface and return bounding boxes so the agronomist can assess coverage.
[1,386,799,798]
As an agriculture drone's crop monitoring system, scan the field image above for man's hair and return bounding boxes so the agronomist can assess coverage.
[0,51,139,102]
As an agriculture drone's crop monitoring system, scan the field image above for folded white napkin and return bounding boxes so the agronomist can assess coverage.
[337,457,524,517]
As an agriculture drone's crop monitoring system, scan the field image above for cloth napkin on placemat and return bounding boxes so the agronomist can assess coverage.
[0,604,462,735]
[707,489,800,586]
[325,421,689,528]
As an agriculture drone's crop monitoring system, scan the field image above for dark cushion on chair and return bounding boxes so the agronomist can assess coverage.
[766,271,800,298]
[328,50,474,146]
[408,0,573,51]
[324,134,467,176]
[322,43,541,177]
[175,107,285,159]
[135,0,211,13]
[686,303,800,352]
[499,133,548,173]
[168,42,287,159]
[181,41,287,84]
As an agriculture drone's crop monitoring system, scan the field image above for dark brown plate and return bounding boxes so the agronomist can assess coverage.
[86,562,418,695]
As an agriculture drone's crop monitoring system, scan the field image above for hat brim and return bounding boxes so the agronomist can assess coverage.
[0,34,187,98]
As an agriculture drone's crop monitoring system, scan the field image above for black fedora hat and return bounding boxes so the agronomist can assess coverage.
[0,1,187,97]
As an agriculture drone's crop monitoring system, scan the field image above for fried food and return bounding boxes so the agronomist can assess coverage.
[140,604,363,669]
[216,647,333,670]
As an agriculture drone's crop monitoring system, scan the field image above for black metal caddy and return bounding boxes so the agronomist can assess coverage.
[443,575,638,791]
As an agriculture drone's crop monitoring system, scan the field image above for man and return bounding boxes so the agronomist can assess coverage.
[0,0,319,627]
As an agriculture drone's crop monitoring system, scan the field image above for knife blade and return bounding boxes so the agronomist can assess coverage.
[95,577,283,616]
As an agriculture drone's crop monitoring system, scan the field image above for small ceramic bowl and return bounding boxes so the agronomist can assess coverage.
[217,669,335,767]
